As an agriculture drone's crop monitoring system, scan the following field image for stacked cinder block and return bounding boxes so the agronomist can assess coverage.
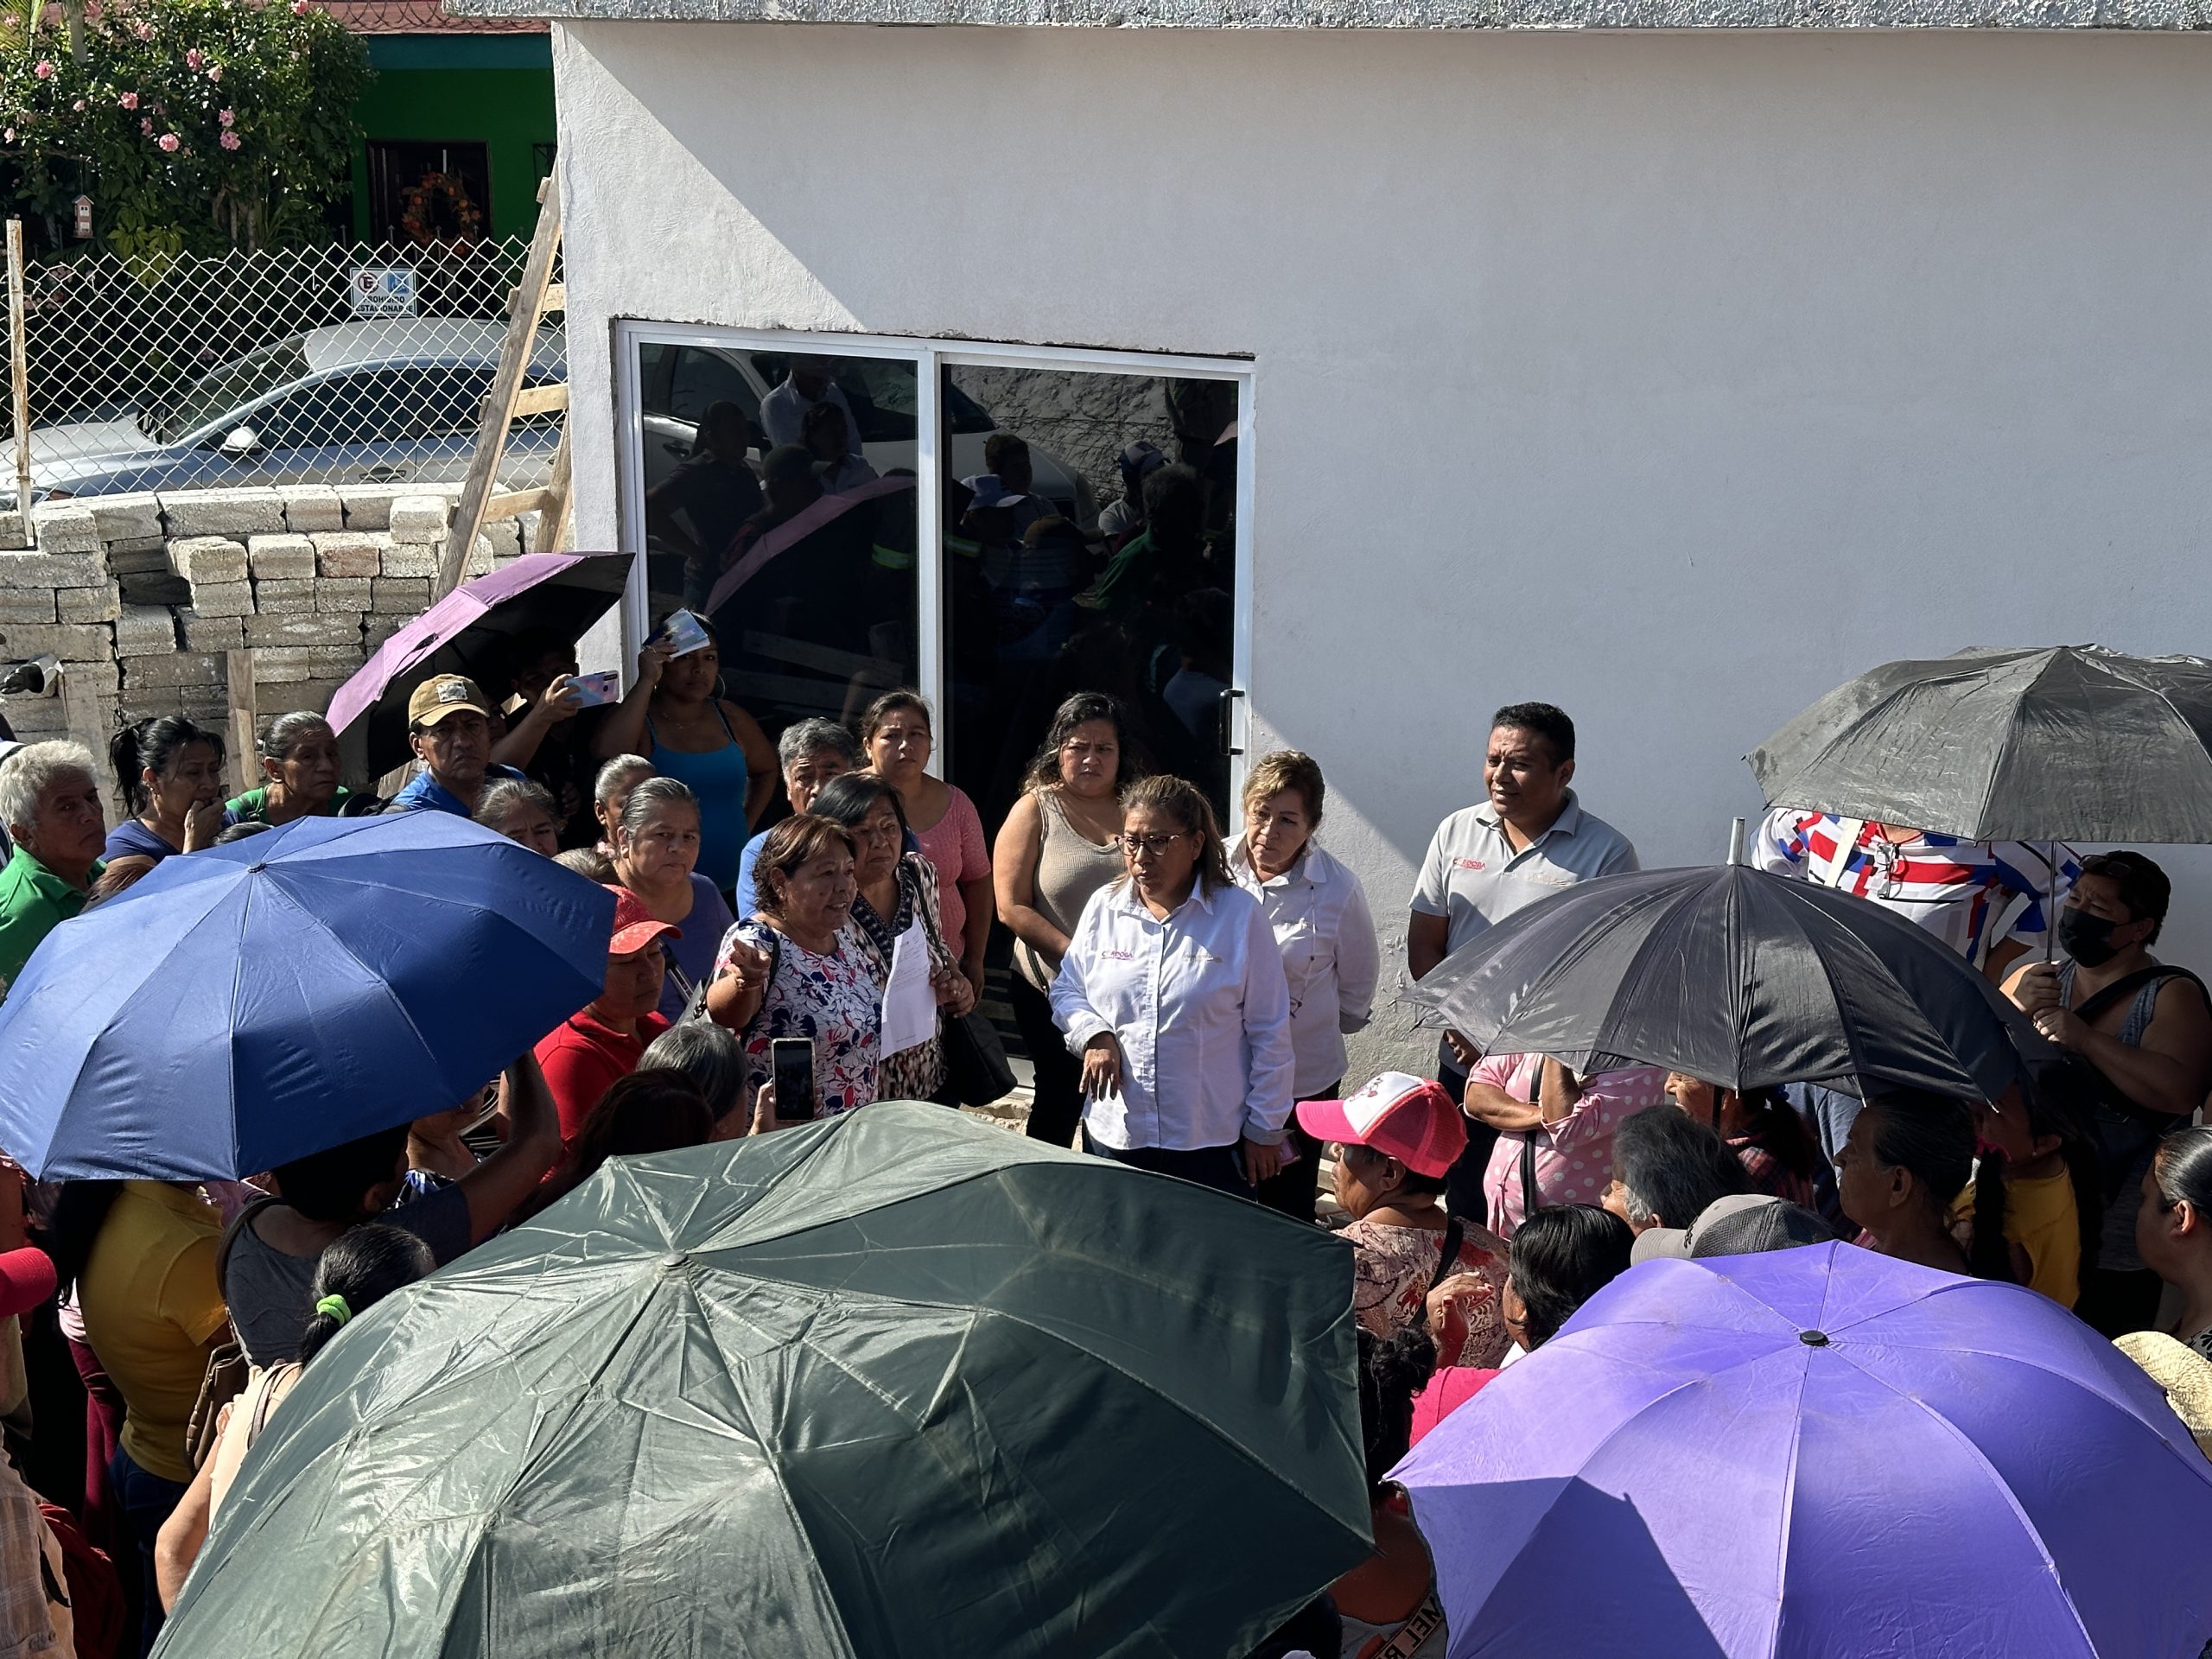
[0,484,538,763]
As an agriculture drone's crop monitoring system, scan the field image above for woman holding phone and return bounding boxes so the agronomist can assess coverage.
[707,814,880,1119]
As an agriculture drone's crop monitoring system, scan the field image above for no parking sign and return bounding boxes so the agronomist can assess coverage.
[347,266,417,319]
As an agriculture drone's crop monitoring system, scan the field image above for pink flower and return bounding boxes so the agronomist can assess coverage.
[207,64,220,80]
[32,59,54,79]
[70,99,84,112]
[184,48,202,69]
[157,132,179,152]
[133,19,154,36]
[139,117,152,134]
[292,0,309,10]
[118,92,138,110]
[218,108,233,126]
[219,130,239,149]
[3,131,13,145]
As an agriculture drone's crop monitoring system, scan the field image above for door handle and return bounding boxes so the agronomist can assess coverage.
[361,466,409,482]
[1217,686,1244,758]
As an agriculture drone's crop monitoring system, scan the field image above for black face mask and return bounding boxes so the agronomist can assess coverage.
[2058,907,2122,968]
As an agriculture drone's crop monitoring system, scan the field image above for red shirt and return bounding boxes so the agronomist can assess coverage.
[535,1009,671,1143]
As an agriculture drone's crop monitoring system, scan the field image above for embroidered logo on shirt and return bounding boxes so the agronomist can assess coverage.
[1100,949,1135,961]
[1456,858,1488,872]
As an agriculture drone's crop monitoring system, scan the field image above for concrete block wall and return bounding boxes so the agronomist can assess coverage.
[0,488,540,778]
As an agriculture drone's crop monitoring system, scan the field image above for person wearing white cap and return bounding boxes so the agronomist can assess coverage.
[1298,1071,1510,1369]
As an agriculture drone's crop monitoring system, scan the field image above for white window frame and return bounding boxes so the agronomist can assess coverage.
[611,322,1255,783]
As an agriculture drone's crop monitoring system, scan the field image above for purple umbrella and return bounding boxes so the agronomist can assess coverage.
[1397,1243,2212,1658]
[327,551,632,776]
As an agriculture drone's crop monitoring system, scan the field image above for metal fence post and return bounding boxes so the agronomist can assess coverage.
[6,220,30,534]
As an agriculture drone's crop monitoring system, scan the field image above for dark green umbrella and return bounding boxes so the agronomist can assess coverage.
[156,1103,1369,1659]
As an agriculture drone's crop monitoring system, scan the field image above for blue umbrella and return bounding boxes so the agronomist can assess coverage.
[0,812,613,1180]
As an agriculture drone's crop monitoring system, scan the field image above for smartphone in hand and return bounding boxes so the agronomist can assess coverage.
[770,1038,816,1124]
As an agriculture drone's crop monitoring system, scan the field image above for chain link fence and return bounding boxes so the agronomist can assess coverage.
[3,235,564,508]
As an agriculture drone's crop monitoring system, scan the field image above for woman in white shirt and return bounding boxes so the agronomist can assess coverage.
[1051,774,1295,1198]
[1229,749,1381,1219]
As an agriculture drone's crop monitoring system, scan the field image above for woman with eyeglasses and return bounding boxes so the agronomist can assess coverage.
[1049,773,1295,1196]
[995,693,1147,1147]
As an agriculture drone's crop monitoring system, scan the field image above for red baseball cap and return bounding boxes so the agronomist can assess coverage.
[606,887,680,956]
[0,1247,55,1320]
[1296,1071,1468,1179]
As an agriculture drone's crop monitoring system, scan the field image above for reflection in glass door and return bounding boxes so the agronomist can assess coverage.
[937,362,1240,833]
[632,340,920,780]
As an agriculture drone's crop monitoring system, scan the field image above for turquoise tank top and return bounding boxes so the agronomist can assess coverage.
[647,704,750,893]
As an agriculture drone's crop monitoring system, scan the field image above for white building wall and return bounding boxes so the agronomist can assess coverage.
[551,22,2212,1076]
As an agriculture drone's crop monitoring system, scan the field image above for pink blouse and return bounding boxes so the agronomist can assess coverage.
[913,785,990,962]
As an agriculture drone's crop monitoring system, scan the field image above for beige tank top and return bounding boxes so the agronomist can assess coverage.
[1013,790,1125,991]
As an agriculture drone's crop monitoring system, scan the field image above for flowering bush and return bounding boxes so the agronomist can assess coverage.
[0,0,371,257]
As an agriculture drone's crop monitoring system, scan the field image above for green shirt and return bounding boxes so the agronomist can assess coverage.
[0,845,97,989]
[1077,528,1157,620]
[223,785,352,825]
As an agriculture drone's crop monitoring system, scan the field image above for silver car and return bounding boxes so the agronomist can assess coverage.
[9,319,564,509]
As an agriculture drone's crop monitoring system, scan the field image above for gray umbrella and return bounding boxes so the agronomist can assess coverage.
[1747,645,2212,842]
[1409,863,2048,1096]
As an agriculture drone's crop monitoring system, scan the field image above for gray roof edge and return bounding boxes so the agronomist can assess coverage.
[454,0,2211,27]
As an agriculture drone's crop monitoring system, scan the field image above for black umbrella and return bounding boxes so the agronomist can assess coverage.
[1410,861,2048,1096]
[1747,645,2212,843]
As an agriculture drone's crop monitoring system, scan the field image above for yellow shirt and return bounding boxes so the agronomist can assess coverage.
[1953,1166,2081,1311]
[76,1182,227,1484]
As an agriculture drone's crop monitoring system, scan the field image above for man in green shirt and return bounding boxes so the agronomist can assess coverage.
[0,741,105,988]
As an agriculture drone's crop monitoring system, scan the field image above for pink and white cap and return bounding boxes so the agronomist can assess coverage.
[1295,1071,1468,1179]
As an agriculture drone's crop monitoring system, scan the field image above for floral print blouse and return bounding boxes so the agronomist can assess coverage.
[1344,1216,1512,1370]
[715,918,881,1117]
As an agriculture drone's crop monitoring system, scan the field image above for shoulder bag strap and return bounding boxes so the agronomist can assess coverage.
[910,855,955,974]
[1427,1217,1465,1291]
[1519,1060,1543,1221]
[2074,964,2207,1027]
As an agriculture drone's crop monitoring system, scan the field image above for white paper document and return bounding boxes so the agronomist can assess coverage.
[879,919,938,1057]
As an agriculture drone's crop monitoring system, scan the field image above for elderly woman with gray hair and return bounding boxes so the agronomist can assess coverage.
[611,774,736,1020]
[474,777,563,855]
[0,741,107,987]
[591,753,656,855]
[734,717,860,918]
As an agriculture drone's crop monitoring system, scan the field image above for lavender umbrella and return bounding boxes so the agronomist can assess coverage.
[1397,1243,2212,1658]
[327,551,632,775]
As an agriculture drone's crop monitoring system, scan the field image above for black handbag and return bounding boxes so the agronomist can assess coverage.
[914,874,1017,1106]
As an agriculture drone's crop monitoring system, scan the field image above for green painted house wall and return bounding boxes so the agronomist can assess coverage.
[347,35,556,242]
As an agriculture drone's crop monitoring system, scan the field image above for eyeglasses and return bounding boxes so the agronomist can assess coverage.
[1115,832,1186,858]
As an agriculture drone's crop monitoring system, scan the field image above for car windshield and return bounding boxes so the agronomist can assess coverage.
[153,340,311,441]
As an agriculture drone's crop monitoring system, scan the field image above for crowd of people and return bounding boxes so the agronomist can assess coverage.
[0,594,2202,1658]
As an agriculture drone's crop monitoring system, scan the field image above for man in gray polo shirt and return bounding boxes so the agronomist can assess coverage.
[1407,702,1639,1217]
